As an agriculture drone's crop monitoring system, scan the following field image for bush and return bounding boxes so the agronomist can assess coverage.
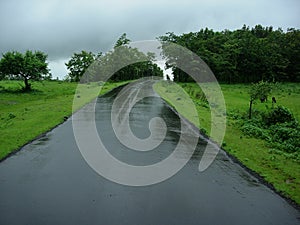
[241,123,270,140]
[241,106,299,155]
[262,106,295,126]
[269,123,300,153]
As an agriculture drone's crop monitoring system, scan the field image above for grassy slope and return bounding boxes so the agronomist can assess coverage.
[0,80,127,160]
[154,81,300,205]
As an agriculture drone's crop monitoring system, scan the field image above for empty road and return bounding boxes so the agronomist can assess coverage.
[0,80,299,225]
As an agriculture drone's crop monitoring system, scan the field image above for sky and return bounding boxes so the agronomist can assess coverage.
[0,0,299,79]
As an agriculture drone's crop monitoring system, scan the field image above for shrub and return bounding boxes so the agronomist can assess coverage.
[241,123,270,140]
[241,106,299,155]
[269,123,300,153]
[262,106,295,126]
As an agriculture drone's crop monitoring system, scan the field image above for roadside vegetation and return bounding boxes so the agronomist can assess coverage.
[155,24,300,205]
[0,80,127,160]
[154,81,300,205]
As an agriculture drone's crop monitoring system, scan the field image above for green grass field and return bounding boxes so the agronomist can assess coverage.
[0,80,127,160]
[154,81,300,205]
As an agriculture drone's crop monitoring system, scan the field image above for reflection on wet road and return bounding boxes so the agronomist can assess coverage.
[0,81,299,225]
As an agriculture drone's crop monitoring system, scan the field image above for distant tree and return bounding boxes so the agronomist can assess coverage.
[0,50,50,91]
[65,51,96,82]
[248,81,272,119]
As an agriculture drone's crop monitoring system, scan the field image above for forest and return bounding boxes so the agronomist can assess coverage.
[159,25,300,83]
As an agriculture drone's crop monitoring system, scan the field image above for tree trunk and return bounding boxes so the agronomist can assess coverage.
[249,100,253,119]
[24,78,31,91]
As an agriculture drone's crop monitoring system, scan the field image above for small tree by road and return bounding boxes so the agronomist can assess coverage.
[249,81,272,119]
[0,50,50,91]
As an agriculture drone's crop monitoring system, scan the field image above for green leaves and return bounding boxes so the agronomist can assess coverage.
[65,51,96,82]
[242,107,299,154]
[65,34,163,83]
[249,80,272,102]
[248,80,273,119]
[114,33,130,48]
[263,106,295,126]
[159,25,300,83]
[99,45,162,81]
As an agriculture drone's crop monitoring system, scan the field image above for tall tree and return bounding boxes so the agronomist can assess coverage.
[0,50,50,91]
[95,34,163,81]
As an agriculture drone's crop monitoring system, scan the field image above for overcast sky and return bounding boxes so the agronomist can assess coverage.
[0,0,299,79]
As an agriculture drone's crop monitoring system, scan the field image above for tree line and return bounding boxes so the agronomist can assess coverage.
[159,25,300,83]
[0,33,163,90]
[65,33,163,82]
[0,25,299,91]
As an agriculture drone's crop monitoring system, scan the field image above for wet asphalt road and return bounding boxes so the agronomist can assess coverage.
[0,80,300,225]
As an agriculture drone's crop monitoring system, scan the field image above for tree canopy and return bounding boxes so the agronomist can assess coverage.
[65,51,97,82]
[74,33,163,82]
[159,25,300,83]
[0,50,50,91]
[248,81,273,119]
[99,33,163,81]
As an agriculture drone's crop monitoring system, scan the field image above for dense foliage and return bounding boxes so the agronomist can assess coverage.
[66,34,163,82]
[65,51,98,82]
[159,25,300,83]
[0,50,50,91]
[241,106,299,157]
[97,43,163,82]
[262,106,295,126]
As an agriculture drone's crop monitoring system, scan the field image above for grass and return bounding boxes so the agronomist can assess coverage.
[0,80,128,160]
[154,81,300,205]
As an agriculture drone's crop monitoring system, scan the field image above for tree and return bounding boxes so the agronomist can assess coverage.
[65,51,96,82]
[248,81,272,119]
[0,50,50,91]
